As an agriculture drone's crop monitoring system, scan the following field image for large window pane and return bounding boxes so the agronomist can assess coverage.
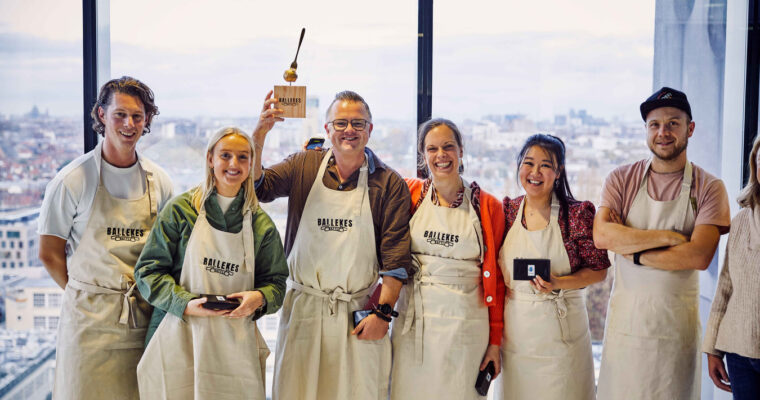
[0,1,82,398]
[110,1,416,396]
[434,1,656,385]
[0,1,84,210]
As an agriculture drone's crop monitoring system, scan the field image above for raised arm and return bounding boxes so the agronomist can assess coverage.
[593,206,687,254]
[252,91,284,181]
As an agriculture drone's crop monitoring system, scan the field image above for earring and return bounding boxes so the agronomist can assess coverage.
[459,157,464,174]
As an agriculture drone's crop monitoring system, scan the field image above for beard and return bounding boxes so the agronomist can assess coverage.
[650,137,688,161]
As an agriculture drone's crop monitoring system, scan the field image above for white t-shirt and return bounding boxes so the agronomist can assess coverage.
[100,159,146,200]
[216,194,236,214]
[38,141,174,259]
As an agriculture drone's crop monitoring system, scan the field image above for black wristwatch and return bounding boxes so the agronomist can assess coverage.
[633,251,643,266]
[374,303,398,321]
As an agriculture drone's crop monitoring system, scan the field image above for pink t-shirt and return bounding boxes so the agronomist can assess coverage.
[600,159,731,234]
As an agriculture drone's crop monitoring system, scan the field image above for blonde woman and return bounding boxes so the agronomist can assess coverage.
[134,127,288,399]
[703,134,760,399]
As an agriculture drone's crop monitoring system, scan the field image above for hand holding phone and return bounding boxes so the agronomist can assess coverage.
[475,361,495,395]
[200,294,241,311]
[306,137,325,150]
[513,258,551,282]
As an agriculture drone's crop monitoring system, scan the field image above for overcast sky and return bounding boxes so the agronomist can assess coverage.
[0,0,655,121]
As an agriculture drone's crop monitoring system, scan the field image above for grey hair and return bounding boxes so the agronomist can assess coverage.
[325,90,372,121]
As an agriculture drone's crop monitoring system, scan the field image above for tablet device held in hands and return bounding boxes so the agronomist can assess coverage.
[200,294,241,311]
[513,258,551,282]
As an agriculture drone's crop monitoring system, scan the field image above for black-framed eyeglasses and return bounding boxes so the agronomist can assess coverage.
[328,119,370,131]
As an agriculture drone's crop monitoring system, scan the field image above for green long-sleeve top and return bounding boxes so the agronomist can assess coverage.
[134,188,288,345]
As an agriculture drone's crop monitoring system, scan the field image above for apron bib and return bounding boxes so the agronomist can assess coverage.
[53,166,157,400]
[272,149,389,400]
[390,181,488,400]
[137,204,269,400]
[597,160,699,400]
[497,195,595,400]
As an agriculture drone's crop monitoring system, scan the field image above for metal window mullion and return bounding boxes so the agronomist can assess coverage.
[743,0,760,184]
[83,0,98,153]
[417,0,433,178]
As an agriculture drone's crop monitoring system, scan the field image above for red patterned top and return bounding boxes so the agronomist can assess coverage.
[503,196,611,272]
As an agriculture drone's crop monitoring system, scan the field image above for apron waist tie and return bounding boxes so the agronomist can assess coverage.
[402,273,482,365]
[511,288,583,344]
[289,279,374,316]
[67,275,140,328]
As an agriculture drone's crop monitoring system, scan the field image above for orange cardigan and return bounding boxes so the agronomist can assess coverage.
[405,178,506,345]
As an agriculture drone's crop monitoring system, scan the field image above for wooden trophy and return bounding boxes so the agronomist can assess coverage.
[274,28,307,118]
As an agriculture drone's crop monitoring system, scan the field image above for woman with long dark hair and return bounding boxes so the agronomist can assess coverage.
[497,133,610,399]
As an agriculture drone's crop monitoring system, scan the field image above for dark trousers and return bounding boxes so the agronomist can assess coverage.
[726,352,760,400]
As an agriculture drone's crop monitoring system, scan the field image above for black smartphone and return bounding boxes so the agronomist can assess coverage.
[352,309,373,328]
[306,137,325,150]
[475,361,495,396]
[513,258,551,282]
[200,294,241,310]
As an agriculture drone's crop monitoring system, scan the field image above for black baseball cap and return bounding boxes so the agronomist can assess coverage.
[639,87,692,121]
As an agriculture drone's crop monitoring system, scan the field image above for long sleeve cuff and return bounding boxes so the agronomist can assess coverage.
[701,325,724,356]
[255,284,282,316]
[168,291,197,321]
[254,172,265,190]
[379,267,408,281]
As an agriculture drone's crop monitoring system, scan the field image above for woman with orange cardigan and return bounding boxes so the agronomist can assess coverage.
[390,118,505,399]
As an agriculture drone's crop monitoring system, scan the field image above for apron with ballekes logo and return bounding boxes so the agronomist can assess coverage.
[597,160,699,400]
[273,149,388,400]
[390,180,488,399]
[136,203,269,400]
[53,164,156,400]
[497,195,595,400]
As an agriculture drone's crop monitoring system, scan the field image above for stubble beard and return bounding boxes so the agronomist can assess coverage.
[650,138,688,162]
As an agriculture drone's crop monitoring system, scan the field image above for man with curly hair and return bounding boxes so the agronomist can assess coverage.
[38,76,174,400]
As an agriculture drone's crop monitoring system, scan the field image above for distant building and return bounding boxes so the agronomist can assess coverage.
[3,277,62,332]
[0,330,56,400]
[0,209,43,279]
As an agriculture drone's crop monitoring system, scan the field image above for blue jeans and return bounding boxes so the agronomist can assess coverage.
[725,352,760,400]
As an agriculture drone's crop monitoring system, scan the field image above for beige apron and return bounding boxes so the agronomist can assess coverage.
[390,182,488,399]
[136,204,268,400]
[497,195,595,400]
[273,149,389,400]
[597,160,699,400]
[53,166,156,400]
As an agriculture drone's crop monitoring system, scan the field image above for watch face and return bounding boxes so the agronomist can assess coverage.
[378,304,392,315]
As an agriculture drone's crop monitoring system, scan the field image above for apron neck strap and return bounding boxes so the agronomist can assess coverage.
[145,171,158,218]
[550,193,560,223]
[241,209,255,277]
[640,158,693,197]
[516,194,560,227]
[316,148,370,190]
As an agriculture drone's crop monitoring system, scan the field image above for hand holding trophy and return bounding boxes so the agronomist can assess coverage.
[274,28,307,118]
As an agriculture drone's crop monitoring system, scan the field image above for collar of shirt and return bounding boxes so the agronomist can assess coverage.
[325,147,386,188]
[204,187,245,231]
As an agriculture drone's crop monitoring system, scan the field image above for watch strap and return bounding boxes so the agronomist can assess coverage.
[633,251,643,266]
